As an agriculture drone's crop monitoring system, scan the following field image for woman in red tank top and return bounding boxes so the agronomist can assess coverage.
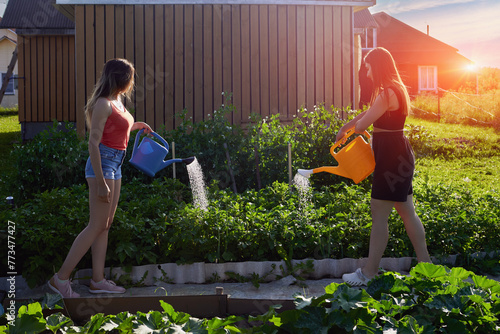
[336,48,432,286]
[48,59,152,297]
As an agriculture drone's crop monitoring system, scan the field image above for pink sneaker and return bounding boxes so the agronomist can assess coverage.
[89,278,126,294]
[48,273,80,298]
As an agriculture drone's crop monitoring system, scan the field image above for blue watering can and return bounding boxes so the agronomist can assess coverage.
[129,129,195,177]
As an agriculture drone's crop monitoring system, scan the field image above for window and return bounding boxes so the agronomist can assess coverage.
[418,66,438,92]
[1,73,15,95]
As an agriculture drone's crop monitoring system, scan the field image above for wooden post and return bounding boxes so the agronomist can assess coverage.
[288,142,292,184]
[172,142,176,179]
[437,90,441,123]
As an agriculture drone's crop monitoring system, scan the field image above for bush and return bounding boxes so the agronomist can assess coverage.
[10,121,88,200]
[155,98,359,191]
[9,99,362,202]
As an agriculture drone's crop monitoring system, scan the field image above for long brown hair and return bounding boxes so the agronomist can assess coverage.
[364,47,411,116]
[84,58,135,128]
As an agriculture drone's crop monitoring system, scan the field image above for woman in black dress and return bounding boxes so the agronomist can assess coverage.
[338,47,431,286]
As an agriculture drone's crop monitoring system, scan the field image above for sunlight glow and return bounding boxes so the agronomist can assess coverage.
[466,63,478,72]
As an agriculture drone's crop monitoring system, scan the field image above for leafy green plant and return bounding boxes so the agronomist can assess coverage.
[0,178,190,287]
[10,121,88,200]
[2,103,500,290]
[225,264,277,288]
[3,173,499,288]
[1,299,244,333]
[3,264,499,333]
[154,266,174,284]
[250,263,500,333]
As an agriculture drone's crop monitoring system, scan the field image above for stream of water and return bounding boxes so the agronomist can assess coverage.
[186,158,209,211]
[293,173,313,217]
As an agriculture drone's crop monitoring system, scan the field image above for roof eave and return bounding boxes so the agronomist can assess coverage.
[54,3,75,22]
[56,0,376,21]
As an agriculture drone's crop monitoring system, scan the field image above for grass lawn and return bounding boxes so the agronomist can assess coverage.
[407,117,500,195]
[408,116,500,142]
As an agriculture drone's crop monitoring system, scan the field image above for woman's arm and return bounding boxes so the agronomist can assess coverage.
[88,98,113,202]
[354,89,397,133]
[131,121,153,133]
[335,110,367,142]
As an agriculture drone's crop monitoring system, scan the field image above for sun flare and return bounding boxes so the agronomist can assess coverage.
[465,63,478,72]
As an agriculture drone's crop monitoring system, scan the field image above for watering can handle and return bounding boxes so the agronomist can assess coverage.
[330,129,371,156]
[131,129,170,158]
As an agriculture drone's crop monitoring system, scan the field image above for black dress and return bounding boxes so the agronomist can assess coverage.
[371,87,414,202]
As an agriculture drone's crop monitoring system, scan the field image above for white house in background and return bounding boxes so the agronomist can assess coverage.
[0,18,18,108]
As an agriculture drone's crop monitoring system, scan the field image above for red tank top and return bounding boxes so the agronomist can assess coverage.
[100,100,134,150]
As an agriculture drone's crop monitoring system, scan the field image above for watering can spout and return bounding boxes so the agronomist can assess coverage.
[297,169,314,178]
[182,156,195,165]
[312,166,351,180]
[161,156,196,169]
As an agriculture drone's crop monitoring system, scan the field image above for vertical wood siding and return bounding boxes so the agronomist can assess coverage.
[70,4,354,133]
[17,35,76,123]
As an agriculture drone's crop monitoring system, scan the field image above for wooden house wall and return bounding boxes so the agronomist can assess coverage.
[74,4,354,134]
[17,34,76,123]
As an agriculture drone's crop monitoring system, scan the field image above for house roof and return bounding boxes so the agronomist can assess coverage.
[0,36,17,44]
[55,0,375,4]
[372,12,458,52]
[55,0,376,21]
[372,11,471,65]
[0,0,74,30]
[354,8,377,29]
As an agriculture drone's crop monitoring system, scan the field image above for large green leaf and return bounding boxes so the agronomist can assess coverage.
[472,274,500,294]
[290,307,329,333]
[366,273,410,299]
[46,313,73,332]
[12,314,46,334]
[328,285,372,312]
[410,262,448,279]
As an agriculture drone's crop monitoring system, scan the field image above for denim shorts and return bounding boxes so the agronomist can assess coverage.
[85,143,126,180]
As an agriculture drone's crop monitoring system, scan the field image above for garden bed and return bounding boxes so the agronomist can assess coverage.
[3,263,499,333]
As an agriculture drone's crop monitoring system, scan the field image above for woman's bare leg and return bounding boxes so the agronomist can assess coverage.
[394,194,431,263]
[362,198,394,278]
[91,178,121,282]
[57,178,115,280]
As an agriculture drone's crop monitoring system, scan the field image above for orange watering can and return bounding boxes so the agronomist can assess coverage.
[298,129,375,184]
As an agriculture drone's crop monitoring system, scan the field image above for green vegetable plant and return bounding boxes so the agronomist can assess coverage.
[3,175,499,288]
[251,263,500,333]
[2,264,499,333]
[10,121,88,200]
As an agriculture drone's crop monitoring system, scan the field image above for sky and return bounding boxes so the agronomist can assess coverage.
[370,0,500,69]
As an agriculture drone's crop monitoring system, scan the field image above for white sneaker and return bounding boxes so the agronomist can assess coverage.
[342,268,371,286]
